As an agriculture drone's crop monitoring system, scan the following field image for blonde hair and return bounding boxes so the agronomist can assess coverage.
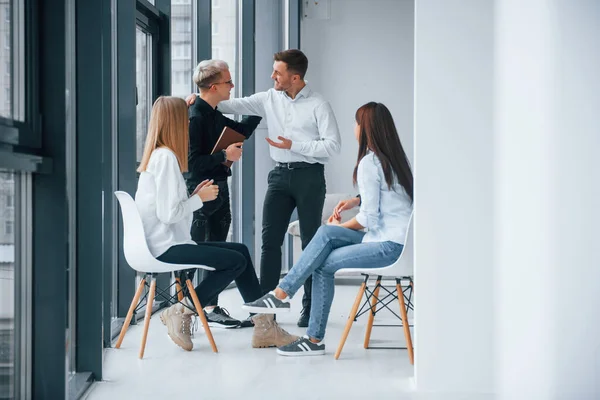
[193,59,229,90]
[137,96,189,173]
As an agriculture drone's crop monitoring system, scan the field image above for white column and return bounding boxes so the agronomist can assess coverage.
[413,0,495,395]
[494,1,600,399]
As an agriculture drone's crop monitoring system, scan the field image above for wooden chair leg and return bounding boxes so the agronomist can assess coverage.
[186,279,218,353]
[115,277,146,349]
[397,279,414,365]
[139,278,156,359]
[175,277,184,302]
[335,281,367,360]
[364,277,382,349]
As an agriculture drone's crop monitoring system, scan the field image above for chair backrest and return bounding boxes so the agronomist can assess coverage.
[388,213,414,277]
[114,191,161,273]
[336,212,414,277]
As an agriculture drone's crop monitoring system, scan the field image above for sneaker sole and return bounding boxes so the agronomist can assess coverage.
[277,348,325,356]
[208,321,240,329]
[242,305,291,314]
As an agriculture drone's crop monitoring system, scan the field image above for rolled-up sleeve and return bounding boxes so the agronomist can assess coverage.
[354,156,381,230]
[218,92,268,118]
[289,101,341,158]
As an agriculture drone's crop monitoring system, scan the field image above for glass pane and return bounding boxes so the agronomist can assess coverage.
[170,0,193,98]
[212,0,239,242]
[0,2,12,119]
[0,171,15,399]
[136,27,152,163]
[212,0,238,96]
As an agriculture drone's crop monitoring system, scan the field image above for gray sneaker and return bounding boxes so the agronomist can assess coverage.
[242,291,291,314]
[205,306,241,329]
[277,335,325,357]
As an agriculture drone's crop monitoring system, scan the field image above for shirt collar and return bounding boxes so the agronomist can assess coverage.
[282,82,312,101]
[193,96,217,114]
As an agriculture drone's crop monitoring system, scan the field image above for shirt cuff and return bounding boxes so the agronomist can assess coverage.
[355,212,368,228]
[217,150,227,163]
[185,194,203,213]
[290,140,303,154]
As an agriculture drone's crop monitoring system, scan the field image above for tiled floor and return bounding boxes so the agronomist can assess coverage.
[84,284,417,400]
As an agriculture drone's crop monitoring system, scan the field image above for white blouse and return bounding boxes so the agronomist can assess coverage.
[355,152,413,245]
[135,147,203,257]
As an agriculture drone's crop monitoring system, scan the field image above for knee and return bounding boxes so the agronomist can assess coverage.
[315,224,337,240]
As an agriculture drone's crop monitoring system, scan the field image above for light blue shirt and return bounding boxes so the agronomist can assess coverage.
[355,152,413,245]
[217,84,341,164]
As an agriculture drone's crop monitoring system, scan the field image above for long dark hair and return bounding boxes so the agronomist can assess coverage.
[352,102,413,202]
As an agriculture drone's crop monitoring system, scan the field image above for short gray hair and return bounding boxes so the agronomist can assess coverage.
[193,59,229,89]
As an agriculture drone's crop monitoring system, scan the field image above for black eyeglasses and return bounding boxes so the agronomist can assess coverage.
[211,80,233,87]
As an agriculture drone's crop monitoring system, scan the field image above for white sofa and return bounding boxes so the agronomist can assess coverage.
[287,193,359,265]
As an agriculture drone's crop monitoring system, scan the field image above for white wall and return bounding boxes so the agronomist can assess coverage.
[415,0,600,398]
[413,0,495,395]
[301,0,414,194]
[494,1,600,399]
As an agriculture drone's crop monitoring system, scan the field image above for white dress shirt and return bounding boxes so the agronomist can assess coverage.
[355,152,413,245]
[135,148,203,257]
[217,84,342,164]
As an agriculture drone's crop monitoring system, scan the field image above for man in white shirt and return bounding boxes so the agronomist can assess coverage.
[188,49,341,327]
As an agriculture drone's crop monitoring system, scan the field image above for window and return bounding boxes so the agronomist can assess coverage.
[0,0,26,125]
[4,220,12,235]
[170,0,193,98]
[211,0,239,242]
[6,194,13,208]
[0,2,10,119]
[0,171,16,399]
[135,26,152,163]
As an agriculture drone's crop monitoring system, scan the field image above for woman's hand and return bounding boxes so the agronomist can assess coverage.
[327,214,341,225]
[198,182,219,202]
[333,196,361,220]
[192,179,213,196]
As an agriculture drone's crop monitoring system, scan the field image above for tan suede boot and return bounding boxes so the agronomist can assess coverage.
[251,314,299,348]
[159,304,193,351]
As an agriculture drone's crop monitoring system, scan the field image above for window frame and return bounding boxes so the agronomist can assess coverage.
[0,0,41,151]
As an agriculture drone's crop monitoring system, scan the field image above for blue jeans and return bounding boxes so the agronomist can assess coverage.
[278,225,403,341]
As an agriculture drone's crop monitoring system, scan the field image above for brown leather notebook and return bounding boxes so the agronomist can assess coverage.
[210,126,246,168]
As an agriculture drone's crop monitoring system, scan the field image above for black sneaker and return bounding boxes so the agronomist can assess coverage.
[277,335,325,357]
[237,314,254,328]
[297,306,310,328]
[205,306,241,329]
[242,291,291,314]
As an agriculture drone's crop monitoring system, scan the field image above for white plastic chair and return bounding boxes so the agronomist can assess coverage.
[114,191,218,358]
[334,215,414,364]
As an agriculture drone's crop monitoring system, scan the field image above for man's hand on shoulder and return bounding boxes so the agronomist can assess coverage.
[185,93,199,107]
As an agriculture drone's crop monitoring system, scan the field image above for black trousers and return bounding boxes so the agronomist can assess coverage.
[260,163,326,309]
[188,179,231,307]
[157,242,262,307]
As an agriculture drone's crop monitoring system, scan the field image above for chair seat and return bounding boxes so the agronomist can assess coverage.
[335,267,411,277]
[131,261,215,274]
[335,262,411,278]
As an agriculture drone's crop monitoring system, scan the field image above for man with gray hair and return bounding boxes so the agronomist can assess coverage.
[182,60,266,330]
